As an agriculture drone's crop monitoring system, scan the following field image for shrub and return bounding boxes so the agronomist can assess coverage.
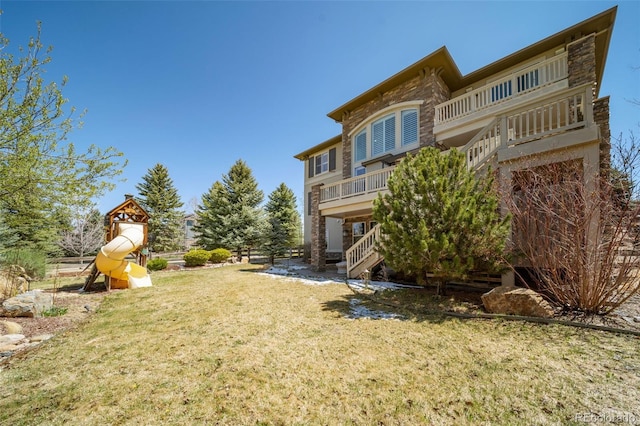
[209,248,232,264]
[147,258,168,271]
[183,249,210,267]
[43,306,68,317]
[373,148,510,295]
[2,249,46,280]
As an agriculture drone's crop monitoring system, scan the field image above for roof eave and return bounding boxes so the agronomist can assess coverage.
[327,47,462,122]
[293,134,342,160]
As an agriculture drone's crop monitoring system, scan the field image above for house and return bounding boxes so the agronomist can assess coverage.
[294,7,616,285]
[183,213,198,250]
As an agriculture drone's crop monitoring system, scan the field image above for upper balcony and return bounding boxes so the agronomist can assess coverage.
[434,53,568,144]
[318,82,596,218]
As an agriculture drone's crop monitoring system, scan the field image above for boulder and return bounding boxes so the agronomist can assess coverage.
[481,286,555,318]
[1,265,31,295]
[0,320,23,334]
[0,290,53,318]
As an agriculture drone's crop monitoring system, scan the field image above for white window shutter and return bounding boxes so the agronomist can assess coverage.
[355,130,366,161]
[372,121,384,156]
[402,109,418,145]
[384,115,395,152]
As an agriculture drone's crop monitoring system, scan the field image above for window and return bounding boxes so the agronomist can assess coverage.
[517,69,539,93]
[315,152,328,175]
[354,166,366,176]
[402,109,418,146]
[372,114,395,156]
[491,80,512,102]
[355,130,367,162]
[352,222,365,245]
[352,106,419,165]
[308,147,337,178]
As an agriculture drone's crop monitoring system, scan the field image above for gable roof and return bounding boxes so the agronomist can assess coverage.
[327,6,616,122]
[106,196,149,223]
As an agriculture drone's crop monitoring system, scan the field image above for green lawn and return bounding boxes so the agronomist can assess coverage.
[1,264,639,425]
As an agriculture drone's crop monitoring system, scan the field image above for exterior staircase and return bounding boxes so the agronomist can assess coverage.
[346,224,383,279]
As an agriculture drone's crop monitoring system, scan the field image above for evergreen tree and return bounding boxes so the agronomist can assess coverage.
[373,148,510,294]
[220,159,264,259]
[136,163,185,252]
[262,183,301,264]
[194,181,228,250]
[195,159,264,258]
[0,213,18,263]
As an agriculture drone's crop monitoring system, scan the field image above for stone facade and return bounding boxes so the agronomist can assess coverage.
[340,71,451,180]
[568,34,596,90]
[342,215,375,255]
[310,184,326,272]
[593,96,611,174]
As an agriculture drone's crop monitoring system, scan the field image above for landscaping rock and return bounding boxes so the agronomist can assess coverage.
[29,334,54,343]
[0,270,29,298]
[0,334,25,345]
[0,320,23,334]
[481,286,555,318]
[0,290,53,318]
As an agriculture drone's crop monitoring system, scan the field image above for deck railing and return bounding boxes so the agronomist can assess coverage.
[506,84,591,146]
[435,53,568,125]
[457,84,593,170]
[320,166,396,203]
[346,223,382,278]
[460,117,501,170]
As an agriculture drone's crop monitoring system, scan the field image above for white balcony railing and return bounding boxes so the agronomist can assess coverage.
[320,85,592,206]
[452,84,593,171]
[506,84,592,146]
[320,166,396,203]
[435,53,568,126]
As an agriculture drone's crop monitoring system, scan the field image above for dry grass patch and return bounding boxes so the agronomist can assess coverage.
[1,264,639,425]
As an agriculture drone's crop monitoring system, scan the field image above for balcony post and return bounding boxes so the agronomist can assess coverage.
[584,85,594,127]
[500,115,508,148]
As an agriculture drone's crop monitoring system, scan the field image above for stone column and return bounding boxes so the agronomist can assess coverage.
[593,96,611,175]
[421,69,451,149]
[568,34,596,90]
[310,184,326,272]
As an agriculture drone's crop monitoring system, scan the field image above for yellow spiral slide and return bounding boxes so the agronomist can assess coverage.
[95,223,152,289]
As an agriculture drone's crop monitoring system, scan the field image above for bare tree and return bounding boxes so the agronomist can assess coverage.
[57,207,105,262]
[504,135,640,314]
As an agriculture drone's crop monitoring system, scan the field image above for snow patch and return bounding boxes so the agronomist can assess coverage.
[258,266,421,291]
[347,298,404,320]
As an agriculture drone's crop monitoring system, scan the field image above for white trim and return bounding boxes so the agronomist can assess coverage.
[348,100,424,138]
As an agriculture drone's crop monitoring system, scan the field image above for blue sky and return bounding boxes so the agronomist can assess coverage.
[1,1,638,214]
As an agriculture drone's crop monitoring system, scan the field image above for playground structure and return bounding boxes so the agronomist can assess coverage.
[83,195,152,291]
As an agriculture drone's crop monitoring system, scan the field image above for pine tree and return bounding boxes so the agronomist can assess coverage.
[373,148,510,294]
[135,163,185,252]
[262,183,301,264]
[0,213,18,262]
[195,160,264,259]
[194,181,228,250]
[220,160,264,259]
